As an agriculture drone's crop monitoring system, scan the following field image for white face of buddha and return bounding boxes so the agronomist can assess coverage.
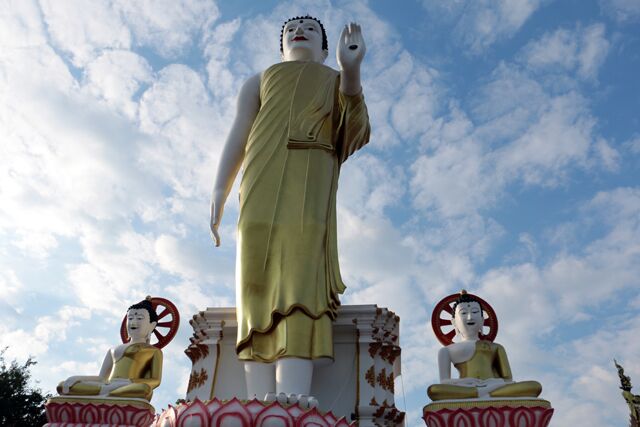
[281,18,328,63]
[453,301,483,341]
[127,308,156,343]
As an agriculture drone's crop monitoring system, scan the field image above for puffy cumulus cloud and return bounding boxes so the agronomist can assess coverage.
[410,60,617,218]
[165,280,233,318]
[40,0,132,67]
[0,326,49,361]
[521,23,610,80]
[600,0,640,22]
[588,186,640,224]
[338,154,406,216]
[464,187,640,425]
[390,65,440,141]
[40,0,219,66]
[0,268,24,314]
[83,50,154,119]
[1,5,163,250]
[422,0,543,53]
[0,0,48,49]
[203,18,242,99]
[494,92,595,184]
[0,306,91,361]
[67,226,160,313]
[548,315,640,425]
[116,0,219,59]
[154,233,234,285]
[478,188,640,338]
[138,64,223,202]
[1,79,163,256]
[411,136,492,217]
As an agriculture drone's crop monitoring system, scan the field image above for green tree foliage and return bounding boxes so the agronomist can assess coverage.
[0,349,50,427]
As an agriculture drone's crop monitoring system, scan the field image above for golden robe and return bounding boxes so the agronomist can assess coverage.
[236,61,370,362]
[427,341,542,400]
[57,343,162,401]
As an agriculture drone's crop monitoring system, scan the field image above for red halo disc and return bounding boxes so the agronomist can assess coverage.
[431,292,498,346]
[120,297,180,349]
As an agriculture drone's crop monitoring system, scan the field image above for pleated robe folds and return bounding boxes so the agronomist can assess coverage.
[236,61,370,362]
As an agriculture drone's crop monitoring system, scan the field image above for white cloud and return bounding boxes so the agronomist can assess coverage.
[66,226,159,312]
[203,18,242,99]
[422,0,544,53]
[600,0,640,22]
[626,134,640,154]
[115,0,220,58]
[0,269,24,311]
[495,92,594,185]
[40,0,219,66]
[84,50,154,118]
[0,0,48,49]
[549,315,640,425]
[577,24,610,79]
[521,23,610,80]
[1,1,636,424]
[0,326,49,360]
[0,306,91,361]
[410,61,616,218]
[154,233,234,284]
[40,0,132,67]
[411,136,493,216]
[138,64,221,201]
[460,186,640,425]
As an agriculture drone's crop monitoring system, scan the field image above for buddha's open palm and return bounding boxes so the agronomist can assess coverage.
[337,22,366,72]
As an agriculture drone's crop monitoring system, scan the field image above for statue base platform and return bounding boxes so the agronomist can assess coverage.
[422,398,553,427]
[155,398,352,427]
[44,396,155,427]
[185,304,404,427]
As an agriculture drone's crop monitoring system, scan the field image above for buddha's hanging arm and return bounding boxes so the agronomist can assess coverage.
[210,74,261,246]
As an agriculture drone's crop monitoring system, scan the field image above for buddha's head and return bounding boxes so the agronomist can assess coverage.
[452,290,484,341]
[126,298,158,343]
[280,15,328,63]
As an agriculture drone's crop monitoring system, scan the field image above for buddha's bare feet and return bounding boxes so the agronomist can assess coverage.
[264,392,318,409]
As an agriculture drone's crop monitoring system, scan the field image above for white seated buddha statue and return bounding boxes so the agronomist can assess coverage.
[56,298,162,401]
[428,291,542,401]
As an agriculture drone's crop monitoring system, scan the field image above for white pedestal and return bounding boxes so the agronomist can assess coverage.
[184,305,404,427]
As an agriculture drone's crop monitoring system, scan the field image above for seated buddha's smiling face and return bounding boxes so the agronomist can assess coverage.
[127,308,156,342]
[453,301,483,341]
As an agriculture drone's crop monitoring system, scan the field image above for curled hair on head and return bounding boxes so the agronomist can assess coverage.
[280,15,328,53]
[451,290,483,317]
[128,296,159,323]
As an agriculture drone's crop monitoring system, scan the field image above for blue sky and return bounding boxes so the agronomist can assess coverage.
[1,0,639,425]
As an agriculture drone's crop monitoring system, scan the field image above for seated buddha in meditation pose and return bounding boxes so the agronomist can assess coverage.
[428,291,542,401]
[57,298,162,401]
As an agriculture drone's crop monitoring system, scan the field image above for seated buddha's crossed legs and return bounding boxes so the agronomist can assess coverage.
[427,384,478,401]
[488,381,542,398]
[56,381,152,400]
[428,380,542,401]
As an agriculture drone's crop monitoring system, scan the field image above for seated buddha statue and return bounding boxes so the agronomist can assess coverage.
[427,291,542,401]
[56,298,162,401]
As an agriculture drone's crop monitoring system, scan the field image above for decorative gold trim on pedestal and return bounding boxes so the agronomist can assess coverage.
[354,325,360,420]
[210,342,222,399]
[47,395,154,411]
[424,398,552,412]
